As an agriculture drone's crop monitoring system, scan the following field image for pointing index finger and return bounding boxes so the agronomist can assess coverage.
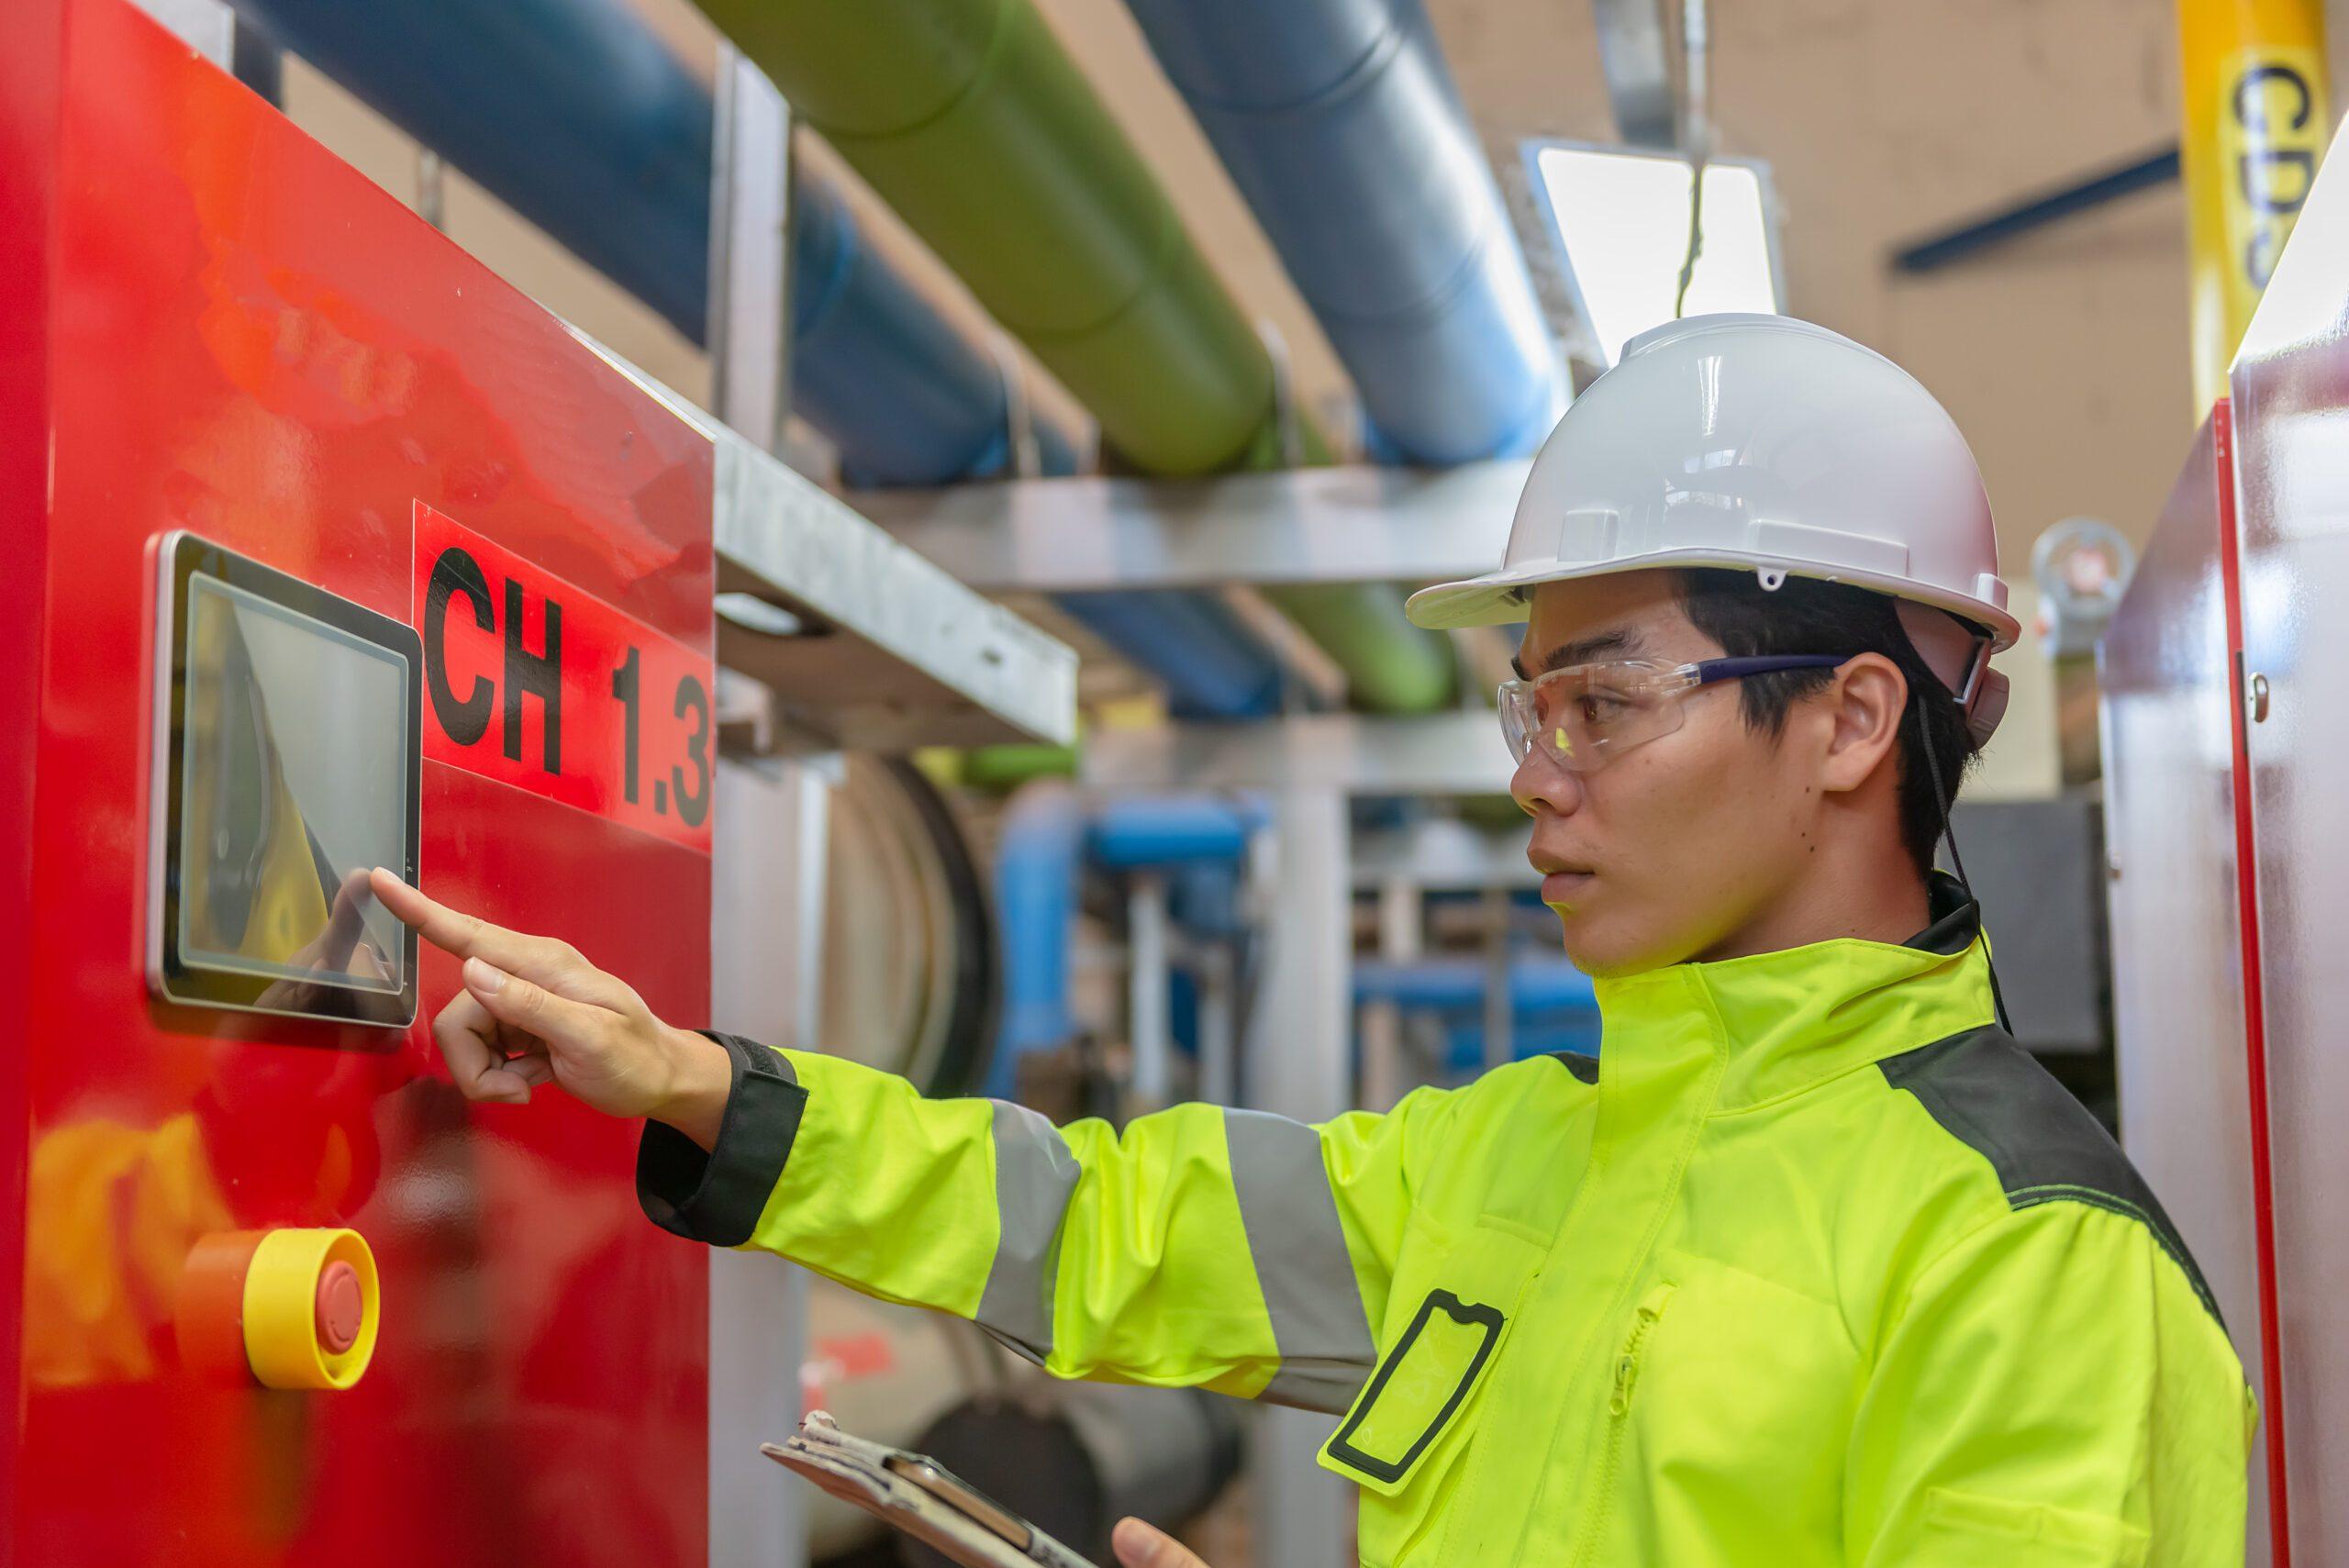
[370,868,560,982]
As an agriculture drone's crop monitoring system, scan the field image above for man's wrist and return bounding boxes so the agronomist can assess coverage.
[652,1028,733,1153]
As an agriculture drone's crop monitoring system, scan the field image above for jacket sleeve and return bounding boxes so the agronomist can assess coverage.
[1844,1198,2254,1567]
[637,1034,1450,1411]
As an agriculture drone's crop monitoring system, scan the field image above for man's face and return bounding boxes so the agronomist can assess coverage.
[1513,572,1826,977]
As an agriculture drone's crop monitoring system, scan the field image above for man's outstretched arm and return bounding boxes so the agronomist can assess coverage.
[373,868,1442,1411]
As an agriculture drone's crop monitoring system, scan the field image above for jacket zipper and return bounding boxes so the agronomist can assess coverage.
[1572,1282,1676,1567]
[1608,1283,1674,1415]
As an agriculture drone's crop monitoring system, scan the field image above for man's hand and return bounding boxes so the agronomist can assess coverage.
[1111,1518,1211,1568]
[368,869,732,1149]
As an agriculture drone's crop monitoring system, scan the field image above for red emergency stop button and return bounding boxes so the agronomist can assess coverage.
[316,1261,364,1354]
[176,1228,379,1390]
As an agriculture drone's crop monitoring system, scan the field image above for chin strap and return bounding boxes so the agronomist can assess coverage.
[1917,704,2014,1037]
[1895,600,2009,748]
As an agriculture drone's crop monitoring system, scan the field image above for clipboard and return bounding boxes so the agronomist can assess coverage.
[762,1411,1100,1568]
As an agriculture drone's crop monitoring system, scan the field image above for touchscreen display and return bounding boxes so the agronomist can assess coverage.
[151,534,421,1027]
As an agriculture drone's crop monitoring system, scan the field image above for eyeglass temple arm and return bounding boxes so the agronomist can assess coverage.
[1690,654,1854,684]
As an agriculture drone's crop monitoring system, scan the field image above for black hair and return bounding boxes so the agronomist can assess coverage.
[1675,569,1976,874]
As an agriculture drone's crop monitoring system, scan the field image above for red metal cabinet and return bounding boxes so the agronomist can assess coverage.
[2,3,714,1562]
[2102,408,2277,1566]
[2107,126,2349,1568]
[2222,131,2349,1566]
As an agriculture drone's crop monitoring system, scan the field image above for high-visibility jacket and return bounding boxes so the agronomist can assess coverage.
[640,882,2250,1565]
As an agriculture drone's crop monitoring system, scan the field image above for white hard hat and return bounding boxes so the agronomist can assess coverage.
[1407,313,2017,741]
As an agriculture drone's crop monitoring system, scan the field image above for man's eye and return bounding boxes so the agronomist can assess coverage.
[1579,692,1629,723]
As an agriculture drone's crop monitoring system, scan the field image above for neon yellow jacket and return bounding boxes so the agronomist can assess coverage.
[641,884,2250,1565]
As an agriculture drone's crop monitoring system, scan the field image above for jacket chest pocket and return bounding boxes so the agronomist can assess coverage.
[1598,1249,1861,1560]
[1324,1213,1540,1565]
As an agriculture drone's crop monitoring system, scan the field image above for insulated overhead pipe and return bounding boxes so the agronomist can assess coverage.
[226,0,1297,717]
[690,0,1459,714]
[789,172,1077,485]
[221,0,1057,486]
[1121,0,1561,465]
[696,0,1277,477]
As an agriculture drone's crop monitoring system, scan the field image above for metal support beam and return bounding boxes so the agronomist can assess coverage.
[710,432,1080,750]
[709,759,830,1568]
[1197,943,1238,1106]
[1592,0,1679,148]
[1219,585,1351,710]
[228,11,282,103]
[703,60,815,1568]
[1243,788,1355,1568]
[131,0,233,63]
[1084,711,1512,796]
[707,44,794,457]
[1128,873,1172,1109]
[856,462,1528,595]
[1362,877,1422,1112]
[564,336,1078,752]
[1888,147,2182,273]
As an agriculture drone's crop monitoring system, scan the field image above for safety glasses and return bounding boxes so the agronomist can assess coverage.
[1498,655,1853,774]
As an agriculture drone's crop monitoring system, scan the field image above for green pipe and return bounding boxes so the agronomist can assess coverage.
[694,0,1453,711]
[1260,584,1452,713]
[955,741,1080,793]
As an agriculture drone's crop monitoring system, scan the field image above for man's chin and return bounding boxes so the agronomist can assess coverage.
[1553,906,1680,980]
[1550,906,1611,976]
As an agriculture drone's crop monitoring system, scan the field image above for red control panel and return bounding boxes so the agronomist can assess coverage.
[1,3,715,1562]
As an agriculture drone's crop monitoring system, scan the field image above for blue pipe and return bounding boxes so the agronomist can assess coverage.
[993,783,1086,1091]
[233,0,712,333]
[1164,862,1245,940]
[791,163,1079,486]
[1123,0,1561,464]
[1055,594,1284,719]
[1086,797,1260,868]
[228,0,1290,717]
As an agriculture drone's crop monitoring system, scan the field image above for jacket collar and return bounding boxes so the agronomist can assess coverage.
[1588,874,1999,1112]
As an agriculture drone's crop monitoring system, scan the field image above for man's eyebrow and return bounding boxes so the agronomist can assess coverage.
[1518,628,1641,678]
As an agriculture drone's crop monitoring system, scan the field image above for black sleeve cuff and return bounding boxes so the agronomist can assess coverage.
[636,1031,808,1247]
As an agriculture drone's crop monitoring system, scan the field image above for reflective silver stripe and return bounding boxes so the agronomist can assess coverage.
[974,1099,1081,1363]
[1224,1107,1377,1414]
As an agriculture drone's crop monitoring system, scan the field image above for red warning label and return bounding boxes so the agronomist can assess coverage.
[413,502,713,853]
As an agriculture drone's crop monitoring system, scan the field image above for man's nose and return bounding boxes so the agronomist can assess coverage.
[1510,746,1585,818]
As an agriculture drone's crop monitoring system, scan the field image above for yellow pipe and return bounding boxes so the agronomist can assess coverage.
[2179,0,2329,409]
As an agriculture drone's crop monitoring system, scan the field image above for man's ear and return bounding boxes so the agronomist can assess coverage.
[1816,654,1908,796]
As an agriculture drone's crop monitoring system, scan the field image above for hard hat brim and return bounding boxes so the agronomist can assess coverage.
[1405,548,2022,651]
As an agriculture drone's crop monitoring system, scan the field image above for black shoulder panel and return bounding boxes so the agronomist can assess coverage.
[1547,1051,1599,1085]
[1880,1026,2222,1326]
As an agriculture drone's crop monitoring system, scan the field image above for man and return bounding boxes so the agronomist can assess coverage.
[375,315,2250,1566]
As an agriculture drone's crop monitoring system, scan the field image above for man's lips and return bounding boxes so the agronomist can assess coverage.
[1530,851,1596,905]
[1541,870,1596,903]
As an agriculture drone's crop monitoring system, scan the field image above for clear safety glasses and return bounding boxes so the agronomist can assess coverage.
[1498,655,1853,774]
